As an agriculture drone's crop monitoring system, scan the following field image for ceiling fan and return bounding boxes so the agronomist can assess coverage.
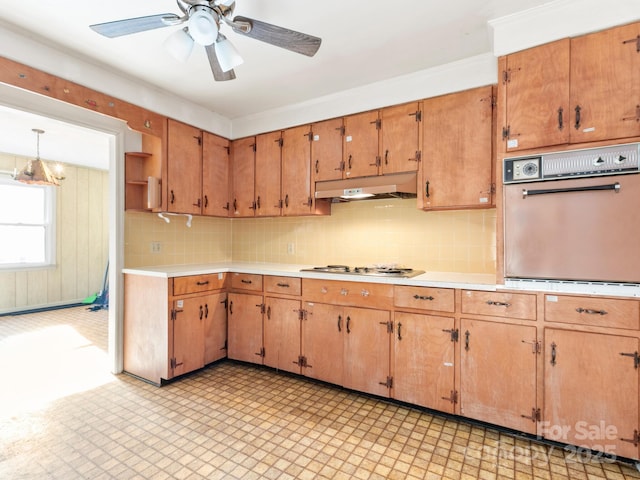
[89,0,322,81]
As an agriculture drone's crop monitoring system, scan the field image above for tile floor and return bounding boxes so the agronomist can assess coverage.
[1,306,639,480]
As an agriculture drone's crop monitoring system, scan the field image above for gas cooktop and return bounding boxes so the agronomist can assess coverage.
[300,265,425,278]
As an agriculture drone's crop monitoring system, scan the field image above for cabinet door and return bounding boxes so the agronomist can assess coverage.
[255,131,282,217]
[202,132,230,217]
[312,118,344,182]
[231,137,256,217]
[264,296,302,374]
[227,292,264,364]
[393,312,455,413]
[203,292,228,365]
[502,39,570,152]
[282,125,313,216]
[167,119,203,214]
[343,110,380,178]
[171,297,205,377]
[570,22,640,143]
[544,329,639,459]
[422,86,494,209]
[460,319,538,434]
[380,102,421,174]
[302,302,344,386]
[344,307,390,397]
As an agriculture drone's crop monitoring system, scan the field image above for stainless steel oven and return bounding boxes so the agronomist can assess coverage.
[503,143,640,284]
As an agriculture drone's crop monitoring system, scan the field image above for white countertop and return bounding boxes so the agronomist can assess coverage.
[122,262,498,291]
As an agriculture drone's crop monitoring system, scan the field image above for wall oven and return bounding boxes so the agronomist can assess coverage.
[503,143,640,285]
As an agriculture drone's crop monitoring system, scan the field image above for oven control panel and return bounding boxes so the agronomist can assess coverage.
[504,143,640,184]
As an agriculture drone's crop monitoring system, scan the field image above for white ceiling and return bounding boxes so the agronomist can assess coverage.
[0,0,554,169]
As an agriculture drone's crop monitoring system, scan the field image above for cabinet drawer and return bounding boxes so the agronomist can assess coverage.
[394,286,454,313]
[264,276,301,296]
[231,273,263,292]
[173,273,226,296]
[461,290,536,320]
[545,294,639,330]
[303,279,393,309]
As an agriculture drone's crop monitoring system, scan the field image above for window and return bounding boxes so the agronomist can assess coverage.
[0,177,56,268]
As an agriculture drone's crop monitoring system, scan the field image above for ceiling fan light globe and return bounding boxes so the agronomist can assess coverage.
[215,37,244,72]
[164,27,194,62]
[188,8,218,46]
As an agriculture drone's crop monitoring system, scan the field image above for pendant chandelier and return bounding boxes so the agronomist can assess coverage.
[13,129,65,186]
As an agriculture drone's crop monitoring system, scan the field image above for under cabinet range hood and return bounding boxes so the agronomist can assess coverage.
[314,172,418,200]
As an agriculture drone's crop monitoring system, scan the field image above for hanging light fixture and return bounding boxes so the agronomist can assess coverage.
[13,129,65,186]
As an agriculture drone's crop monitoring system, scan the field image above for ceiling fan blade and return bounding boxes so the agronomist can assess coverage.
[232,16,321,57]
[90,14,180,38]
[205,45,236,81]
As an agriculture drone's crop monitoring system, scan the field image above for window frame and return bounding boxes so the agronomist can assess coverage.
[0,174,56,270]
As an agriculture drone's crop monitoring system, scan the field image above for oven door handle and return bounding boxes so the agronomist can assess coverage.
[522,182,620,198]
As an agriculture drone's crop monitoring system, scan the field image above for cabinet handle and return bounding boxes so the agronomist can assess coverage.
[413,294,434,301]
[229,301,233,315]
[204,304,208,318]
[346,316,351,334]
[315,159,319,174]
[575,307,607,315]
[266,305,271,320]
[196,281,209,286]
[557,107,564,130]
[550,342,557,366]
[199,305,203,320]
[170,190,175,204]
[486,300,511,307]
[285,194,289,208]
[425,181,430,198]
[397,322,402,341]
[255,197,260,210]
[276,282,290,288]
[384,149,389,165]
[233,199,237,212]
[347,154,352,170]
[464,330,470,351]
[574,105,582,130]
[204,195,208,208]
[337,315,342,332]
[241,279,253,284]
[361,289,370,297]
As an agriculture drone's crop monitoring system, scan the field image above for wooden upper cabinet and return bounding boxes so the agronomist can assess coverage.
[501,39,570,152]
[282,125,313,216]
[311,117,344,182]
[202,132,231,217]
[500,21,640,152]
[255,131,283,217]
[343,110,380,178]
[570,21,640,143]
[422,85,494,210]
[380,102,422,174]
[167,119,203,214]
[231,136,256,217]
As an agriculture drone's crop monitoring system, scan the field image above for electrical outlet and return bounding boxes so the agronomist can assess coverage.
[287,243,295,255]
[151,241,162,253]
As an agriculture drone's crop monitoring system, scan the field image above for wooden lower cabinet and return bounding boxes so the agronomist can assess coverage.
[460,318,538,434]
[302,302,344,386]
[544,328,639,459]
[302,302,391,397]
[392,312,455,413]
[263,296,302,374]
[227,292,264,364]
[123,273,227,385]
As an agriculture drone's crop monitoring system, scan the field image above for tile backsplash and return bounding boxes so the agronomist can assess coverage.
[126,198,496,274]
